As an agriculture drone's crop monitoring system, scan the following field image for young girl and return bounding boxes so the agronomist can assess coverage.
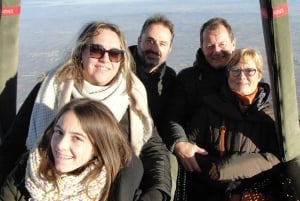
[1,98,132,201]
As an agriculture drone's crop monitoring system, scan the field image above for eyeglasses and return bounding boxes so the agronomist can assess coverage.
[228,67,257,77]
[88,44,124,62]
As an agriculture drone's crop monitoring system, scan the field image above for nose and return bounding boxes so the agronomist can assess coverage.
[238,71,248,78]
[213,44,222,52]
[99,52,110,63]
[150,41,160,52]
[56,135,69,150]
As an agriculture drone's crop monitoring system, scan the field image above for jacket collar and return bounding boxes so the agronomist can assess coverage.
[129,45,167,76]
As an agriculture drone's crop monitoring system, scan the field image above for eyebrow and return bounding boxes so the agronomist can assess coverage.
[54,125,88,139]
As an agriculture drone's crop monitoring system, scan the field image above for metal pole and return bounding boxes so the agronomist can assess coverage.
[0,0,20,144]
[259,0,300,196]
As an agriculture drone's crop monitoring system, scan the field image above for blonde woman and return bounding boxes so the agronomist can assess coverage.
[179,48,281,200]
[2,21,171,200]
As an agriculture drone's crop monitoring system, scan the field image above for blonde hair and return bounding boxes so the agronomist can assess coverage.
[55,21,135,92]
[227,48,263,75]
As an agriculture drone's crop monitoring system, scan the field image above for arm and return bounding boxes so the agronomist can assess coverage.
[139,127,171,201]
[217,152,280,181]
[163,68,209,173]
[216,117,281,181]
[0,152,30,201]
[162,68,200,151]
[0,82,41,185]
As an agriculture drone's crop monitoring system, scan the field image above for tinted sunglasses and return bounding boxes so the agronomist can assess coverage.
[88,44,124,62]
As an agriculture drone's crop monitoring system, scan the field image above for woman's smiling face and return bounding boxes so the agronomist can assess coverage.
[81,28,123,86]
[228,59,262,96]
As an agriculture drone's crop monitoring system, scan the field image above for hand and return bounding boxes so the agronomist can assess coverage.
[209,163,220,180]
[174,141,207,172]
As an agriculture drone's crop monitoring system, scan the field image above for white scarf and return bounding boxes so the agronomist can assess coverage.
[25,147,106,201]
[26,67,152,155]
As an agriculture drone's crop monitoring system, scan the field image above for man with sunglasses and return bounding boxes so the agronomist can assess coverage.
[129,14,176,136]
[163,17,236,200]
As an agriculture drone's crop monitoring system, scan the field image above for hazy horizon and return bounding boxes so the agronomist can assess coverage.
[17,0,300,109]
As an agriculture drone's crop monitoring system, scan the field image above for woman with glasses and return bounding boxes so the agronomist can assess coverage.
[1,21,171,201]
[183,48,282,201]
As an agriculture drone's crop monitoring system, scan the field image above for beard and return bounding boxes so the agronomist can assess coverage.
[141,50,160,69]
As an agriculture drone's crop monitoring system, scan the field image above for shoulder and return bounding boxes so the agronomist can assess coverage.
[177,66,200,79]
[129,45,137,51]
[130,72,148,99]
[165,66,176,76]
[163,66,177,83]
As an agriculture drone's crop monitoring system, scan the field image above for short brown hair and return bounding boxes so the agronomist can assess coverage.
[140,13,174,42]
[200,17,234,47]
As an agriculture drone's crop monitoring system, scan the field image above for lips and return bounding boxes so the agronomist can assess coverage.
[211,54,226,60]
[96,65,109,70]
[146,53,159,59]
[55,151,73,160]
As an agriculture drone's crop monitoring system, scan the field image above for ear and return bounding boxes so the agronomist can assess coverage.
[232,38,236,49]
[257,71,263,81]
[169,44,172,54]
[138,36,141,45]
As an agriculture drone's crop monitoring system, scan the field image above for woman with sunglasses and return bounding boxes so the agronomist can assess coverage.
[180,48,282,201]
[1,98,133,201]
[1,21,171,201]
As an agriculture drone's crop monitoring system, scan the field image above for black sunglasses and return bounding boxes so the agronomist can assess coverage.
[87,44,124,62]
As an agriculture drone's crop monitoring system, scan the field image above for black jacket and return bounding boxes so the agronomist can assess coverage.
[189,82,281,179]
[163,48,227,151]
[129,45,176,135]
[0,81,171,200]
[183,82,282,200]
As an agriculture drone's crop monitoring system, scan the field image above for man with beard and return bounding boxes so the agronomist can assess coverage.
[129,14,177,200]
[163,17,237,200]
[129,14,176,136]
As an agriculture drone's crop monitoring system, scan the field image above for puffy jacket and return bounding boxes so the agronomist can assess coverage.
[189,82,281,183]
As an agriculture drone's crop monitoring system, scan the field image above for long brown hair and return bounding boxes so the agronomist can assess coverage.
[38,98,132,201]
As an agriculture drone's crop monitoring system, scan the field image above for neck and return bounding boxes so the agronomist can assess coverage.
[234,87,259,106]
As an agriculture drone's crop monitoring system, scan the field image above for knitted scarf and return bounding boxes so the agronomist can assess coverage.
[25,147,106,201]
[26,67,152,155]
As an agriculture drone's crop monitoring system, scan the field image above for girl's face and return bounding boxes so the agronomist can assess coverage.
[81,29,123,86]
[51,111,94,174]
[228,59,262,96]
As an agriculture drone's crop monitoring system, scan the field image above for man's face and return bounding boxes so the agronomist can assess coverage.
[137,23,172,72]
[202,25,236,69]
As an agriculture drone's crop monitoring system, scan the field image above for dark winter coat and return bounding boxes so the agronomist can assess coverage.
[185,82,282,200]
[163,48,227,150]
[129,45,176,135]
[0,82,171,200]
